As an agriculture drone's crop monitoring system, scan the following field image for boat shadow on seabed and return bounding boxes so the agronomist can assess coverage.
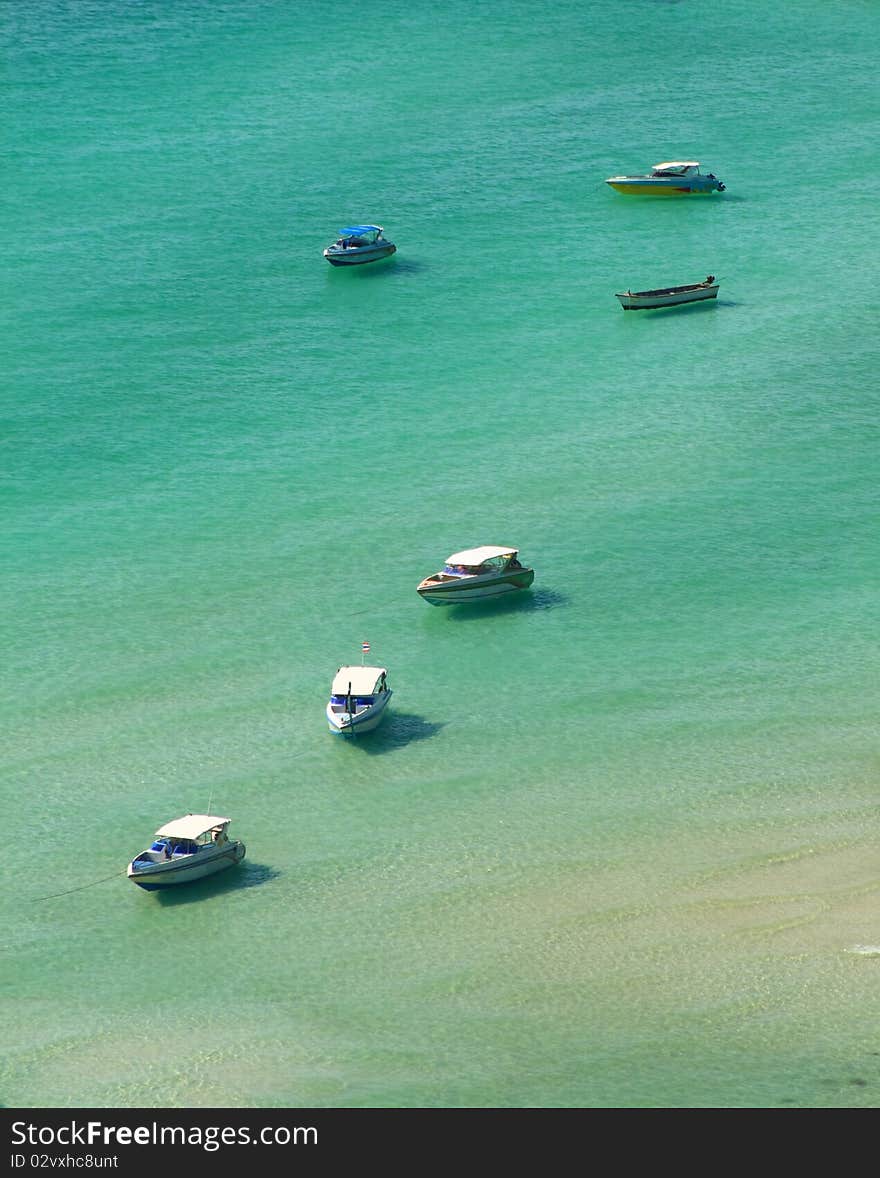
[622,298,721,318]
[436,587,570,621]
[325,256,426,279]
[151,860,279,906]
[338,711,447,755]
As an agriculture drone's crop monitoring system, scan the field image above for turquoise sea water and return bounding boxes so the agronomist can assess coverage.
[3,0,880,1109]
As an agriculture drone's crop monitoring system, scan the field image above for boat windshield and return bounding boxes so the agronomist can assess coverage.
[162,838,200,855]
[443,555,513,575]
[651,164,695,176]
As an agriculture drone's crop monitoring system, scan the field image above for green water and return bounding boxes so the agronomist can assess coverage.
[3,0,879,1108]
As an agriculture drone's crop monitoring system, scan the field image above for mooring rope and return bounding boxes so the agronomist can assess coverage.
[31,869,128,902]
[26,720,378,904]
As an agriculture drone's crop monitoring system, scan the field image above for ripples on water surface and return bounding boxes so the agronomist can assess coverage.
[3,0,880,1108]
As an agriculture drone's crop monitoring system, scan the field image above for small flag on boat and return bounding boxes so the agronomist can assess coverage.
[362,641,370,654]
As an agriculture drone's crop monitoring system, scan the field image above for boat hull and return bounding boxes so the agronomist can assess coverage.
[326,690,392,735]
[417,569,535,605]
[606,179,723,196]
[127,842,246,890]
[616,284,718,310]
[324,244,397,266]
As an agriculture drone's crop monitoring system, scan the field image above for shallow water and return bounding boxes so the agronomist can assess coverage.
[3,0,879,1108]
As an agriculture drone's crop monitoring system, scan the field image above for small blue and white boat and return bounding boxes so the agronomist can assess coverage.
[326,663,392,735]
[323,224,397,266]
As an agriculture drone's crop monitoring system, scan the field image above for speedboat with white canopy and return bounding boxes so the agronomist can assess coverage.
[605,162,725,195]
[416,546,535,605]
[127,814,246,890]
[323,224,397,266]
[327,663,392,735]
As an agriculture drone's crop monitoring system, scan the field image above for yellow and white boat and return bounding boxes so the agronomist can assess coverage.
[606,161,725,196]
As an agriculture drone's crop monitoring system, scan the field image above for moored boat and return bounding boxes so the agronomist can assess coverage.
[615,276,719,310]
[127,814,245,890]
[605,162,725,195]
[323,224,397,266]
[327,661,392,735]
[417,546,534,605]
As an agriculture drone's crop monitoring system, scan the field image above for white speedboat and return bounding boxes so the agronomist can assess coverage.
[605,161,725,195]
[616,276,719,310]
[127,814,245,890]
[417,546,535,605]
[327,664,392,735]
[323,224,397,266]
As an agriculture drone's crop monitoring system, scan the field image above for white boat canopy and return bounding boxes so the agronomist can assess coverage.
[155,814,231,840]
[331,666,387,695]
[445,545,518,565]
[652,161,700,170]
